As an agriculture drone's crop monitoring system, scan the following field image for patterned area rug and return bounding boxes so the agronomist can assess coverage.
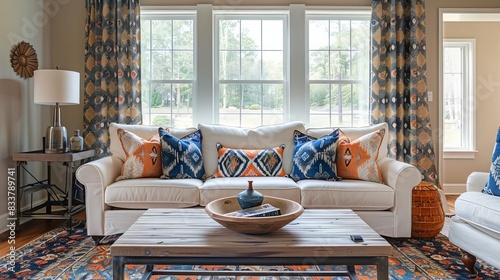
[1,221,499,280]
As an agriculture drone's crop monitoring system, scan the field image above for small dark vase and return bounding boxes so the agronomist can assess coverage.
[237,181,264,209]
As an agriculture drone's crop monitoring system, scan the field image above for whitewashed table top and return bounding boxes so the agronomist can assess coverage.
[111,208,392,258]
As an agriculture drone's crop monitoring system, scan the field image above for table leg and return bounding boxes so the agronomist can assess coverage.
[141,264,153,280]
[376,257,389,280]
[113,256,125,280]
[347,264,358,279]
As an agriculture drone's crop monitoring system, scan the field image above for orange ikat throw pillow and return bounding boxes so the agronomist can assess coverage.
[215,143,286,177]
[116,128,165,181]
[336,128,385,183]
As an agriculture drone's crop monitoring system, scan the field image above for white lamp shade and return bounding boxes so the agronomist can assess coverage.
[34,69,80,105]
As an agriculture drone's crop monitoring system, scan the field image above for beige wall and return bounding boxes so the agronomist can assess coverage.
[426,1,500,192]
[0,0,50,229]
[441,22,500,188]
[51,0,86,135]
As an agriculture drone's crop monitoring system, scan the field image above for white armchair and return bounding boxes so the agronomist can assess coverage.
[449,172,500,274]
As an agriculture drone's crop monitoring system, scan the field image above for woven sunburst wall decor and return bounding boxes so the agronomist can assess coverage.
[10,41,39,78]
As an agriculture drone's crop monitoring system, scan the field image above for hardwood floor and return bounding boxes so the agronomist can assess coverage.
[0,195,459,257]
[445,194,458,214]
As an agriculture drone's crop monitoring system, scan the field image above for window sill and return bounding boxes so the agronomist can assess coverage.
[443,150,478,159]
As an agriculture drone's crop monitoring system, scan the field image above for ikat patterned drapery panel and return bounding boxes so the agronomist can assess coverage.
[83,0,141,157]
[371,0,438,186]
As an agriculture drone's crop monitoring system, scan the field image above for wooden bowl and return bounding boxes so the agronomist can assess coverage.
[205,196,304,235]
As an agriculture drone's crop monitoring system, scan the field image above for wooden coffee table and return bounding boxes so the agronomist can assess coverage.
[111,208,391,280]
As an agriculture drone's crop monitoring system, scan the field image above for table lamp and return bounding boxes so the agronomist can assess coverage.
[34,69,80,153]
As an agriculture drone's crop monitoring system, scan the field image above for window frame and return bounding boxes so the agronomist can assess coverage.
[305,11,371,127]
[140,5,372,128]
[442,38,477,158]
[141,11,197,128]
[213,12,289,126]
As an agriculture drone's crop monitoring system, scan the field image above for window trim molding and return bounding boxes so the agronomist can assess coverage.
[443,150,478,159]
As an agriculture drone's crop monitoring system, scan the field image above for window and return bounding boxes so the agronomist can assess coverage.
[443,39,475,154]
[140,6,371,128]
[214,14,287,127]
[307,13,371,127]
[141,13,196,128]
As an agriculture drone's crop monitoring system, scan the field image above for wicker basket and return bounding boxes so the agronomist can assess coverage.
[411,181,445,238]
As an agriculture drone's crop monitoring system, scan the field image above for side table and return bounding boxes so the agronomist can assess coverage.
[12,150,95,228]
[411,181,445,238]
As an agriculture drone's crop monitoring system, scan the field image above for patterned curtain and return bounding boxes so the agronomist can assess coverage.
[83,0,141,157]
[371,0,438,186]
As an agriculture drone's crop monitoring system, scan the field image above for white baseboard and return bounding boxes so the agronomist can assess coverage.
[0,198,47,234]
[442,183,466,195]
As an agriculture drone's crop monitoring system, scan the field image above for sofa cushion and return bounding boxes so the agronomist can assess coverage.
[336,128,385,183]
[109,123,197,162]
[159,128,205,179]
[306,122,389,161]
[199,177,301,206]
[105,178,202,209]
[298,179,394,210]
[455,191,500,234]
[116,128,162,181]
[215,144,286,177]
[198,122,306,177]
[290,129,340,181]
[483,127,500,196]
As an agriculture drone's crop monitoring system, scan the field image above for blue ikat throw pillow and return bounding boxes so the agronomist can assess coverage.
[159,128,205,179]
[289,129,340,181]
[483,127,500,196]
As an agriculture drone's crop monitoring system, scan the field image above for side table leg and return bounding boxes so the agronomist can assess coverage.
[47,162,52,214]
[113,256,125,280]
[65,161,73,228]
[15,162,22,230]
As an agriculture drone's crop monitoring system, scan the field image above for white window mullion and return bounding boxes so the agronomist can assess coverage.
[194,4,214,125]
[289,4,307,123]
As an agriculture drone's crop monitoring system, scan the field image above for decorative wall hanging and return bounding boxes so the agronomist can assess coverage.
[10,41,39,78]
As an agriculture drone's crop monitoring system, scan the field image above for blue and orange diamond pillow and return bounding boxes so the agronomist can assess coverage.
[215,144,286,177]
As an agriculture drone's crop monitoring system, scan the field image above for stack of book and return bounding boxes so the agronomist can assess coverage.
[225,203,281,217]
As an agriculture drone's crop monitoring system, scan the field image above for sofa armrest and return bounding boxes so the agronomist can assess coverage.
[378,157,422,190]
[466,172,488,192]
[378,157,422,237]
[76,156,123,236]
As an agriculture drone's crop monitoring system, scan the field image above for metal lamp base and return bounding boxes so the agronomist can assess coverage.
[45,126,68,153]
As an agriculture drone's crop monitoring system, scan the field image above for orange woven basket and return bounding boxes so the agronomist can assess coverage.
[411,181,445,238]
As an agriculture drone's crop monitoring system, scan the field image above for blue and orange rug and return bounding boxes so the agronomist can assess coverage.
[0,221,499,279]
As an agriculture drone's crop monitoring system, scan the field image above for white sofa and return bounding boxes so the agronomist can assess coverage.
[449,172,500,273]
[76,121,422,240]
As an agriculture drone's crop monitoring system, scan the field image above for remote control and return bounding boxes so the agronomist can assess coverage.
[350,235,364,242]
